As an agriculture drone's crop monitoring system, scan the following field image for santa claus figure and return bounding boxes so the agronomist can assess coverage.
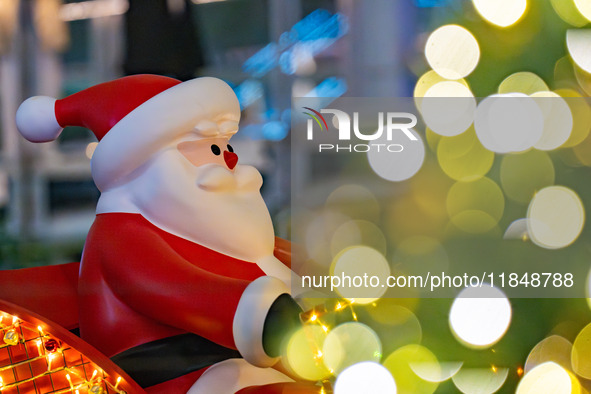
[15,75,318,394]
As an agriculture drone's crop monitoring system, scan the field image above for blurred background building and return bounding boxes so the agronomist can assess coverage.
[0,0,422,267]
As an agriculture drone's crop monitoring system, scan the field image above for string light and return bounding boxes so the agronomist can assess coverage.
[36,339,43,356]
[47,353,55,371]
[0,309,130,394]
[66,374,74,391]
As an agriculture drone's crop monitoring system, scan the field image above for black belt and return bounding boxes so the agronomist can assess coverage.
[111,333,241,388]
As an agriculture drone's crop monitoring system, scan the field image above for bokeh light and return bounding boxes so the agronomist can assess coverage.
[474,94,543,153]
[387,345,439,385]
[305,210,351,265]
[366,303,423,350]
[411,361,463,383]
[516,362,580,394]
[527,186,585,250]
[472,0,527,27]
[573,62,591,96]
[414,70,469,110]
[323,322,382,374]
[330,220,387,258]
[449,285,512,349]
[383,344,440,394]
[574,0,591,22]
[334,362,397,394]
[425,25,480,80]
[420,82,476,137]
[572,322,591,379]
[525,335,573,374]
[530,92,573,150]
[367,129,425,182]
[498,72,548,95]
[567,29,591,74]
[437,127,494,182]
[550,0,589,27]
[330,246,390,303]
[573,129,591,167]
[407,160,453,227]
[588,269,591,310]
[284,325,331,381]
[446,177,505,234]
[503,218,529,240]
[393,236,449,276]
[452,367,509,394]
[499,150,555,204]
[554,89,591,148]
[325,184,381,223]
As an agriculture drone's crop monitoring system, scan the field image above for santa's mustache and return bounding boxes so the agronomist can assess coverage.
[196,164,263,192]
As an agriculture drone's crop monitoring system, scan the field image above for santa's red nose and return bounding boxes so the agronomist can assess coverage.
[224,150,238,170]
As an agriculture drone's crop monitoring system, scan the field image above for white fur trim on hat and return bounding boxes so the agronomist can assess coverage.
[232,276,289,368]
[15,96,62,142]
[90,77,240,191]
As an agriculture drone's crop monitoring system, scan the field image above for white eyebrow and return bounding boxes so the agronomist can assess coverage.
[219,120,239,135]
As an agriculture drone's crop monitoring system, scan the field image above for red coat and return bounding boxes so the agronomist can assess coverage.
[79,212,280,358]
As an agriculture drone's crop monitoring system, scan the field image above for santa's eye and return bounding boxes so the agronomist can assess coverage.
[227,144,234,153]
[211,144,221,155]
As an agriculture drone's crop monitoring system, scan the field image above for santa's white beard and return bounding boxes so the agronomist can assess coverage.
[97,148,277,263]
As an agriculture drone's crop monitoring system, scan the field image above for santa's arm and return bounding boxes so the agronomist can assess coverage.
[98,224,295,367]
[273,237,291,269]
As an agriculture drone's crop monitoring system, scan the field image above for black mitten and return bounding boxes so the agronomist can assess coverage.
[262,294,303,357]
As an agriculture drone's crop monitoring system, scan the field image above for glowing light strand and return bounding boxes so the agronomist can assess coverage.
[0,313,127,394]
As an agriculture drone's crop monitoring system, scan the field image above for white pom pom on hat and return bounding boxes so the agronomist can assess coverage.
[16,96,62,143]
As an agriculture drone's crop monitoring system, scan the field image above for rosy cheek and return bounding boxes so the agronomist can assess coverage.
[177,141,222,167]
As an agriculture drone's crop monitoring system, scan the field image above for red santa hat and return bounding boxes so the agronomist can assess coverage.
[15,75,241,191]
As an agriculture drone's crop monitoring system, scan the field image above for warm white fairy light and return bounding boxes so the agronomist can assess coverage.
[472,0,527,27]
[425,25,480,80]
[449,285,512,348]
[47,353,55,371]
[334,362,397,394]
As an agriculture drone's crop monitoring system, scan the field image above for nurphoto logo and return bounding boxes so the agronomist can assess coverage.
[303,107,419,153]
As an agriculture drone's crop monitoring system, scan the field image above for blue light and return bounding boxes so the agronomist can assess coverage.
[306,77,347,98]
[279,51,296,75]
[280,109,291,124]
[238,124,264,140]
[242,43,279,78]
[243,9,348,77]
[233,79,264,109]
[262,121,289,141]
[414,0,450,7]
[292,10,348,41]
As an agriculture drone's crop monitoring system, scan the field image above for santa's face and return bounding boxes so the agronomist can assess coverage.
[178,137,238,171]
[126,136,276,263]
